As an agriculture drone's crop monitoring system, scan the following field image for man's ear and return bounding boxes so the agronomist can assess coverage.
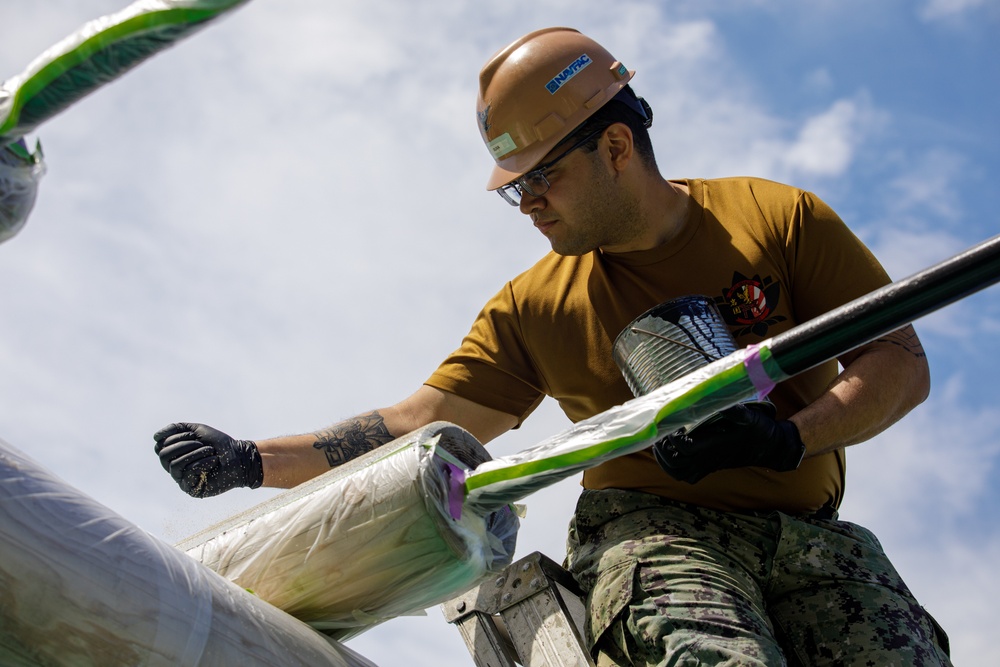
[603,122,635,173]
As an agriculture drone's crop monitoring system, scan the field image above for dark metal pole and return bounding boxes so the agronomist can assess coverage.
[769,234,1000,376]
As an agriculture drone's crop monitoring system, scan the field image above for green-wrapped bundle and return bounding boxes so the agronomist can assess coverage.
[463,343,780,513]
[0,0,251,146]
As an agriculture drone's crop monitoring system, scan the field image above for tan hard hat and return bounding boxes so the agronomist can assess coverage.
[476,27,635,191]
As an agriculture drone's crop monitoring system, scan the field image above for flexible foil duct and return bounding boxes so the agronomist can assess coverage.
[0,438,377,667]
[612,295,774,428]
[180,422,519,641]
[612,295,740,396]
[0,0,251,145]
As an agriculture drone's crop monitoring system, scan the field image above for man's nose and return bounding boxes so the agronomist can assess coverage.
[519,191,545,215]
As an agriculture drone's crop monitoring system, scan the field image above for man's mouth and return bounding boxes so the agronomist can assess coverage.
[534,218,557,234]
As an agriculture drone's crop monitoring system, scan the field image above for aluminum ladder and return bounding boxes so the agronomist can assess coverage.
[444,552,595,667]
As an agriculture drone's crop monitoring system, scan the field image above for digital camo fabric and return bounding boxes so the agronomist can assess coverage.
[565,489,952,667]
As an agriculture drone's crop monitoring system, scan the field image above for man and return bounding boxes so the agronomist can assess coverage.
[155,28,951,666]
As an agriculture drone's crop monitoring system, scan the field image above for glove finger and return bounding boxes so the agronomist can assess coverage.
[157,430,209,454]
[661,430,692,453]
[153,422,199,444]
[156,438,208,463]
[654,427,735,484]
[651,438,672,467]
[653,450,706,484]
[664,429,725,460]
[716,404,756,426]
[652,436,702,483]
[655,443,689,468]
[165,445,216,480]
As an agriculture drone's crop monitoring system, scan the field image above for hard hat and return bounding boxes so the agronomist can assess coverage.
[476,27,635,191]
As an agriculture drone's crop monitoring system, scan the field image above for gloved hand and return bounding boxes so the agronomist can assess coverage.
[153,422,263,498]
[652,404,806,484]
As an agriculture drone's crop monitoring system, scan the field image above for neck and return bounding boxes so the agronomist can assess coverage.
[600,176,690,253]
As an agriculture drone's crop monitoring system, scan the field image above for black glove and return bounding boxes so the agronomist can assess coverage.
[153,422,263,498]
[652,404,805,484]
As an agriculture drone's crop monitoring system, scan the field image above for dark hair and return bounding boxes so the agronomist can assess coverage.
[568,85,657,169]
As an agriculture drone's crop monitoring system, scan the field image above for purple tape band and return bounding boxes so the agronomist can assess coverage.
[444,462,466,521]
[744,343,776,399]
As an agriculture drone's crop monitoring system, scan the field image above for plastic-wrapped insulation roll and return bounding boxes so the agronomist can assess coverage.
[0,438,378,667]
[180,422,519,641]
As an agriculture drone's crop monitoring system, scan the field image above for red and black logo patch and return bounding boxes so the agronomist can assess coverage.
[714,272,786,337]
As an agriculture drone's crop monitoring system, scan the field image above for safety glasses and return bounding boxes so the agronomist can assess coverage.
[497,128,605,206]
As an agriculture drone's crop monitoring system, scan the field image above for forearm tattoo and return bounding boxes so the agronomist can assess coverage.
[312,411,395,467]
[875,325,926,359]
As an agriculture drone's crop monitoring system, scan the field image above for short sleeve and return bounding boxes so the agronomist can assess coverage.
[425,282,545,423]
[782,189,892,325]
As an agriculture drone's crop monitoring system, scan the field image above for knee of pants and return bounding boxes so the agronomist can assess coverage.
[586,557,786,667]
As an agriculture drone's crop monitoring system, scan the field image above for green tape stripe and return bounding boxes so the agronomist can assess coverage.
[464,419,661,493]
[650,362,751,422]
[759,344,789,385]
[464,358,759,494]
[2,139,39,163]
[0,4,239,137]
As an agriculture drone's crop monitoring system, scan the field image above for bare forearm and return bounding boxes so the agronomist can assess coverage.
[255,386,518,489]
[789,326,929,457]
[257,408,405,488]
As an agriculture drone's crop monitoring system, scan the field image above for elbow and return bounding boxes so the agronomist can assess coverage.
[917,359,931,403]
[913,356,931,406]
[902,325,931,407]
[881,325,931,409]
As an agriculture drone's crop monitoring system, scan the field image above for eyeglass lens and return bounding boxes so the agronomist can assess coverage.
[496,128,603,206]
[499,171,549,205]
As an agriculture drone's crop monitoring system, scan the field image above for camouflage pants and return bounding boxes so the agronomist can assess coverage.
[564,489,951,667]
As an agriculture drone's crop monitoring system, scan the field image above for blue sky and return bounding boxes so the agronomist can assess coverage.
[1,1,998,665]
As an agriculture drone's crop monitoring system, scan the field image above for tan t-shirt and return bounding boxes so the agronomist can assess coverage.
[426,177,891,514]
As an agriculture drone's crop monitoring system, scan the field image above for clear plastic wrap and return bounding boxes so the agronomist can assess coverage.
[0,139,44,244]
[0,0,251,145]
[0,438,378,667]
[463,341,787,513]
[180,422,519,641]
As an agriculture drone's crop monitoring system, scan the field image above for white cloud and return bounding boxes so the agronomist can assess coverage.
[920,0,990,21]
[655,92,885,186]
[620,17,720,66]
[838,374,1000,665]
[782,97,883,177]
[886,148,967,223]
[864,226,967,281]
[802,67,835,96]
[839,374,1000,536]
[910,540,1000,665]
